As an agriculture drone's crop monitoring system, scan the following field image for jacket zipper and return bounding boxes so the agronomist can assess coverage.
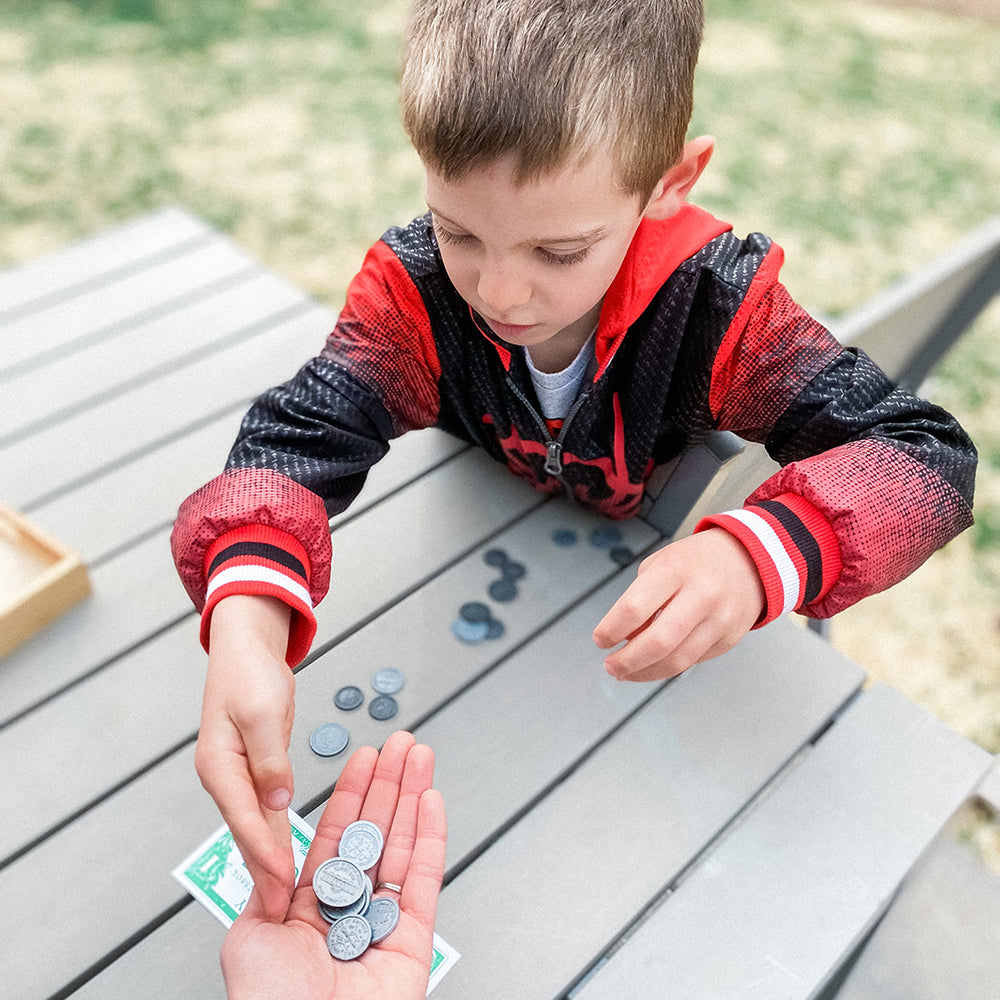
[504,376,592,480]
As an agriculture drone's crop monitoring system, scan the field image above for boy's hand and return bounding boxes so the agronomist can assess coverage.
[196,594,297,920]
[593,528,765,682]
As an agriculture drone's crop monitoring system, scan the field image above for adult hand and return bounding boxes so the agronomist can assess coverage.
[220,731,447,1000]
[593,527,765,682]
[196,594,297,920]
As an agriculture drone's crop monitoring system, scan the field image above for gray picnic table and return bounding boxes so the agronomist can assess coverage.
[1,208,997,1000]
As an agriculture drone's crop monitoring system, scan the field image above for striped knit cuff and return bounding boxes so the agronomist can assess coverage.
[694,492,841,628]
[200,525,317,667]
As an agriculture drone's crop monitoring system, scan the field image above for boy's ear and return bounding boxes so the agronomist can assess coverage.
[642,136,715,220]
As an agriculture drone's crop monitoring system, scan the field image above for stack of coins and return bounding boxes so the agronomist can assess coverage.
[312,820,401,960]
[483,547,526,602]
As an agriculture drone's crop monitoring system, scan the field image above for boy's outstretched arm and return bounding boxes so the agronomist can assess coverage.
[593,528,765,682]
[196,594,298,920]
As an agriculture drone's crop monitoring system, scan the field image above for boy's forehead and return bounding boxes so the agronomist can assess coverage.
[423,153,641,233]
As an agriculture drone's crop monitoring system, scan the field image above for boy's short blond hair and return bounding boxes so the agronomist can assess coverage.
[401,0,704,199]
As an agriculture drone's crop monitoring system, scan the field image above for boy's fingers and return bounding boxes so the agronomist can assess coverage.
[593,553,683,650]
[603,590,703,678]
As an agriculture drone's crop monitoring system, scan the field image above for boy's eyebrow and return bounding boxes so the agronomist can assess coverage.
[427,205,608,246]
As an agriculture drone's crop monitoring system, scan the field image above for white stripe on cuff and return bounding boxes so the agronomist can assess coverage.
[206,565,314,610]
[720,508,800,616]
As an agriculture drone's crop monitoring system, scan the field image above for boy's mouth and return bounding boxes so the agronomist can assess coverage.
[485,318,537,339]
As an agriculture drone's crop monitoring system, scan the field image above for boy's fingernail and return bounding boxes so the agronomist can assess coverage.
[266,788,292,810]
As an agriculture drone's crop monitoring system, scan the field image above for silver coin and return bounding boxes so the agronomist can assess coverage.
[339,820,384,870]
[366,896,400,943]
[371,667,405,695]
[327,914,373,960]
[368,694,398,721]
[319,877,372,922]
[313,857,365,908]
[309,722,349,757]
[334,685,365,711]
[451,618,489,644]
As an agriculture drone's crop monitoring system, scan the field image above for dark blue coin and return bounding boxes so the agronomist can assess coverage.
[552,529,578,547]
[451,618,490,644]
[488,578,518,602]
[459,601,492,623]
[609,545,635,566]
[589,526,623,548]
[500,560,526,580]
[334,685,365,711]
[485,617,505,640]
[368,695,398,721]
[483,548,510,567]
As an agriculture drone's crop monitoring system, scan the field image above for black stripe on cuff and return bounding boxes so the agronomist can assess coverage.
[755,499,823,605]
[208,541,307,582]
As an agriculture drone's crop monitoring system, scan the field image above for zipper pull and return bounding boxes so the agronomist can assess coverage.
[544,440,564,476]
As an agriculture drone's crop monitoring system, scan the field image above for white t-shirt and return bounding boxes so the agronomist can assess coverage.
[523,332,596,421]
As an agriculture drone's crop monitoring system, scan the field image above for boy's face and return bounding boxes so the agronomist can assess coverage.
[424,152,650,368]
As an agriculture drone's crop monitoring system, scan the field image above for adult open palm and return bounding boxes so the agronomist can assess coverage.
[220,731,447,1000]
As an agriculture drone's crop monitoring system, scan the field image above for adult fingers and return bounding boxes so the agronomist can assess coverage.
[400,788,447,933]
[372,743,436,893]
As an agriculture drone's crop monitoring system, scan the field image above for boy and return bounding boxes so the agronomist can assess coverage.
[172,0,975,918]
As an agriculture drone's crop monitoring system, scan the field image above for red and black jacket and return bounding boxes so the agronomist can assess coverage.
[171,205,976,665]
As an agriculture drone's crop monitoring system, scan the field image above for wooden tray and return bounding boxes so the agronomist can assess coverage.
[0,503,90,659]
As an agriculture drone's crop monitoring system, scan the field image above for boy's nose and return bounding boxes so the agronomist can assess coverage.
[476,261,531,317]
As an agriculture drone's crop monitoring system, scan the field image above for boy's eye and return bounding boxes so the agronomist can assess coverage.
[537,246,592,266]
[433,224,477,247]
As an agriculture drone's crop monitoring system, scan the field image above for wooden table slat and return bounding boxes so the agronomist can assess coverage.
[1,302,331,508]
[571,683,992,1000]
[1,267,308,443]
[0,206,211,318]
[1,235,262,378]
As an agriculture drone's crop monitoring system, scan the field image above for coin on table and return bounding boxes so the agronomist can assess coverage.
[483,548,510,567]
[609,545,634,567]
[458,601,491,623]
[499,560,526,580]
[327,914,374,960]
[484,617,505,640]
[451,618,490,644]
[313,857,365,908]
[340,820,384,870]
[488,578,518,602]
[371,667,405,695]
[310,722,350,757]
[366,896,401,943]
[334,685,365,711]
[589,526,623,548]
[368,694,398,721]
